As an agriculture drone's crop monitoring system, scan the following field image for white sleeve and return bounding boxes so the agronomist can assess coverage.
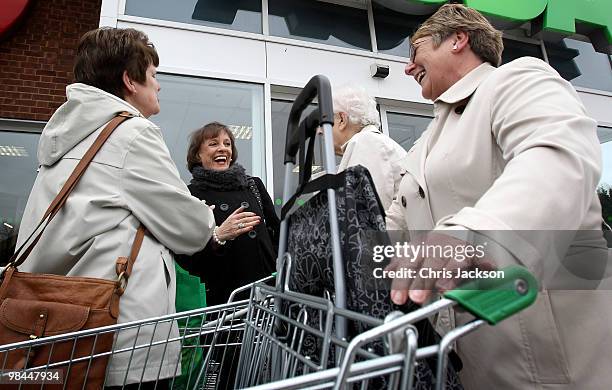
[119,124,215,255]
[443,60,600,232]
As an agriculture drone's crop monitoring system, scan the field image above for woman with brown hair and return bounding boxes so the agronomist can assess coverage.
[15,27,216,388]
[178,121,279,306]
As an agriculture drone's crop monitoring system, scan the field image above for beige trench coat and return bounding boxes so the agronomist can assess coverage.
[15,84,215,386]
[386,58,612,389]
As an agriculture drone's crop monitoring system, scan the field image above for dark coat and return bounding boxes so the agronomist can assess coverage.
[177,166,279,306]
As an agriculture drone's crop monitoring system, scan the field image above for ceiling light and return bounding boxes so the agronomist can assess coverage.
[0,145,29,157]
[228,125,253,140]
[292,165,323,174]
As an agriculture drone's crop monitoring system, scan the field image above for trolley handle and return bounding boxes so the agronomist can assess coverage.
[443,265,538,325]
[284,75,334,165]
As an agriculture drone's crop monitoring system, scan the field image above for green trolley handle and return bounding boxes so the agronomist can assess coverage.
[443,266,538,325]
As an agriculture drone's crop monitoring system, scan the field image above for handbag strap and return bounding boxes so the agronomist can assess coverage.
[8,112,143,272]
[115,224,146,280]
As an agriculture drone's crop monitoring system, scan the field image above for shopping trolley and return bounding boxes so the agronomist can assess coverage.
[0,265,537,389]
[0,75,538,389]
[235,74,538,389]
[0,274,274,389]
[236,265,537,390]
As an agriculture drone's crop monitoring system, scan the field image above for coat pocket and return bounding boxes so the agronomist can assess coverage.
[519,291,570,384]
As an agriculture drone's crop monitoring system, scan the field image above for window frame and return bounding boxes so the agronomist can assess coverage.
[0,118,45,134]
[378,99,433,137]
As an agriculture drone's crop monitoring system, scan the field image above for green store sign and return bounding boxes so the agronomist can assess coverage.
[393,0,611,54]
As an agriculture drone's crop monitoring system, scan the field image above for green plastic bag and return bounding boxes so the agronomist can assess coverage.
[173,263,207,389]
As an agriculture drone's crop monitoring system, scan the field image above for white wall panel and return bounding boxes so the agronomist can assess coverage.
[100,0,120,19]
[266,42,428,103]
[117,22,267,82]
[99,0,120,27]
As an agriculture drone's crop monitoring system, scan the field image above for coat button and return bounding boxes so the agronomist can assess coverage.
[241,201,250,209]
[219,203,229,211]
[454,105,466,115]
[248,230,257,239]
[401,196,407,208]
[418,186,425,198]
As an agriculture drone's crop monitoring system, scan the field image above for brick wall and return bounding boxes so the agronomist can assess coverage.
[0,0,102,121]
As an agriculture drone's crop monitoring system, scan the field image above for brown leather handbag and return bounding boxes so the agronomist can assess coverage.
[0,112,145,389]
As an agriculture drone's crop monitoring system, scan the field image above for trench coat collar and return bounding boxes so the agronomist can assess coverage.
[340,124,381,152]
[435,62,495,105]
[397,62,495,215]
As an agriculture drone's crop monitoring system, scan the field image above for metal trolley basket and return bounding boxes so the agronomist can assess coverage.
[0,267,536,390]
[0,76,538,389]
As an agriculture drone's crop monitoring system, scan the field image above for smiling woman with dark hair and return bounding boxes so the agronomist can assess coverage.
[177,121,279,305]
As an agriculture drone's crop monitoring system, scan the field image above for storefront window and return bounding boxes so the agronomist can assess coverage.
[372,2,427,57]
[268,0,371,51]
[152,74,265,184]
[0,131,40,265]
[546,38,612,93]
[598,126,612,226]
[386,112,431,151]
[124,0,262,34]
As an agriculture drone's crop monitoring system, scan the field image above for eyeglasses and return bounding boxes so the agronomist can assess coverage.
[408,37,432,62]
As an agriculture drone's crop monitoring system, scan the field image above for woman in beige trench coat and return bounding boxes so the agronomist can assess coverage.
[385,4,611,389]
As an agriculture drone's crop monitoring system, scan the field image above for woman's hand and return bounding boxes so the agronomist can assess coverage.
[215,206,261,242]
[385,231,497,305]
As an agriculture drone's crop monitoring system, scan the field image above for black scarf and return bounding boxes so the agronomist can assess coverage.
[190,164,249,191]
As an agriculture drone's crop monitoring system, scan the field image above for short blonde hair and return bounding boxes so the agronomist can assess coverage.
[412,4,503,66]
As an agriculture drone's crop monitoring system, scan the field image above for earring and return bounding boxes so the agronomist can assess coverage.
[452,43,458,50]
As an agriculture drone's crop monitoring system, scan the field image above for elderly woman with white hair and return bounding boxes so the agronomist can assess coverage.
[329,85,407,210]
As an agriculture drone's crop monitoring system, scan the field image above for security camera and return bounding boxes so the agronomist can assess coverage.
[370,64,390,78]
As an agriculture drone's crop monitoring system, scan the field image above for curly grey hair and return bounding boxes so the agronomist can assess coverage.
[332,85,381,129]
